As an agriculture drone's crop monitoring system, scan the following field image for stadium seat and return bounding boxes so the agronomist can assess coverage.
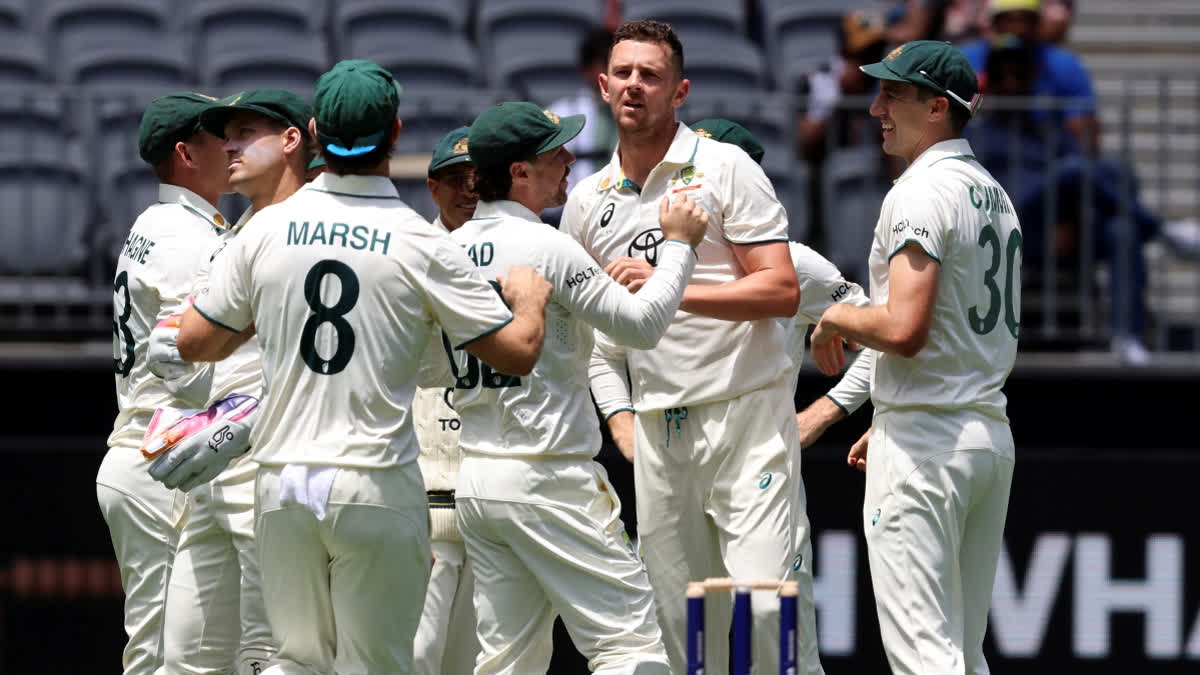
[200,36,331,98]
[476,0,604,67]
[759,0,844,91]
[44,0,173,75]
[0,0,30,31]
[676,33,768,93]
[0,143,92,276]
[395,88,510,155]
[0,32,50,86]
[488,30,582,104]
[59,36,191,90]
[0,94,73,166]
[335,0,471,57]
[185,0,327,70]
[821,146,888,284]
[347,29,482,95]
[622,0,745,39]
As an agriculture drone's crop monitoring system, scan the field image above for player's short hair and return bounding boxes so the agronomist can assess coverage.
[612,19,684,77]
[916,85,971,134]
[474,153,535,202]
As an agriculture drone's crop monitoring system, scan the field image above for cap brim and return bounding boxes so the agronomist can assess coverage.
[428,153,472,176]
[534,114,586,156]
[201,104,297,138]
[860,61,913,83]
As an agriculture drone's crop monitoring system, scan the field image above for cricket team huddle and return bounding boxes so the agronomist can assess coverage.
[100,17,1022,675]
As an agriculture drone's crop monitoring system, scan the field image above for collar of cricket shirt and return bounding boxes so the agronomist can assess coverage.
[159,183,228,230]
[305,172,402,200]
[598,121,702,193]
[894,137,976,185]
[469,199,542,224]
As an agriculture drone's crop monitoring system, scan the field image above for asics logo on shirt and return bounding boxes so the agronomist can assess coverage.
[628,228,664,266]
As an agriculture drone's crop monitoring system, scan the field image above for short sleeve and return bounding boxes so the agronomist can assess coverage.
[425,239,515,348]
[719,147,789,244]
[877,179,950,264]
[791,242,867,325]
[193,231,254,332]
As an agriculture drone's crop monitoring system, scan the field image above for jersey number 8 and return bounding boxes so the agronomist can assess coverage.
[299,260,358,375]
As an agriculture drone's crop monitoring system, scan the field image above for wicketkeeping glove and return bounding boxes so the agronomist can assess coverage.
[146,310,213,407]
[143,394,259,492]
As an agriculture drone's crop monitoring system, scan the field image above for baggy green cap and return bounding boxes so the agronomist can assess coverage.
[199,88,313,140]
[428,126,474,177]
[690,118,764,165]
[137,91,221,165]
[313,59,403,157]
[860,40,982,116]
[468,102,585,170]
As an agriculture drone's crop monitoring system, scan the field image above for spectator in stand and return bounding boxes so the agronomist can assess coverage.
[965,33,1200,364]
[798,9,889,164]
[1038,0,1074,45]
[883,0,950,44]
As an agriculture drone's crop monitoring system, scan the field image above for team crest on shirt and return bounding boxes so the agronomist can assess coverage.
[542,109,560,124]
[669,165,704,192]
[693,127,713,139]
[453,137,468,154]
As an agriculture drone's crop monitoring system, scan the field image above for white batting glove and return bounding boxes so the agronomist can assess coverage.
[146,313,213,407]
[145,395,258,492]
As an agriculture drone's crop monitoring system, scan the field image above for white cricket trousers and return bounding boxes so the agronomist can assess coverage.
[413,538,479,675]
[97,445,181,675]
[863,414,1015,675]
[457,454,670,675]
[633,377,823,675]
[254,463,431,675]
[160,455,274,674]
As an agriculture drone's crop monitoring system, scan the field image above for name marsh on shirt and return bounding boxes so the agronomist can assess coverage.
[286,220,392,256]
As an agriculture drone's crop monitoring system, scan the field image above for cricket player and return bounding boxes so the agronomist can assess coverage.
[808,41,1020,674]
[595,118,872,459]
[560,20,819,673]
[145,88,314,675]
[98,91,230,675]
[412,125,481,675]
[166,60,553,674]
[449,100,708,675]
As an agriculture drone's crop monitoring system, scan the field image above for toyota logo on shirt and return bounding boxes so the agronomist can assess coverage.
[628,228,664,266]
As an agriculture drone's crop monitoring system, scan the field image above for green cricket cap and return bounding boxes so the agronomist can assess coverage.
[137,91,221,165]
[860,40,982,116]
[199,89,313,140]
[690,118,764,165]
[428,126,473,177]
[468,102,585,170]
[313,59,403,157]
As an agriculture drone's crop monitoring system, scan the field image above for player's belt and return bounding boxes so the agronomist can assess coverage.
[427,490,455,508]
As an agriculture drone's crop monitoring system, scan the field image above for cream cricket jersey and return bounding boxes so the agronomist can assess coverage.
[561,122,790,411]
[449,199,695,459]
[589,240,873,418]
[196,173,514,469]
[108,184,227,450]
[197,207,265,403]
[868,139,1021,431]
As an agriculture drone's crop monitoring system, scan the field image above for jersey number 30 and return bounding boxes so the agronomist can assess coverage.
[299,260,358,375]
[968,224,1021,339]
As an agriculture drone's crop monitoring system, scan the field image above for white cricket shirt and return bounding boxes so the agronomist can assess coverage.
[868,139,1021,450]
[196,173,514,469]
[449,199,695,459]
[108,184,227,449]
[561,122,791,410]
